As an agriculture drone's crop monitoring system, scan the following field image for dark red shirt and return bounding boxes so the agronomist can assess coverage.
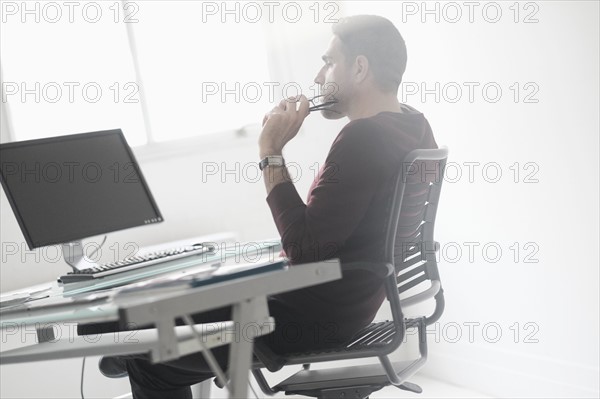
[267,108,437,339]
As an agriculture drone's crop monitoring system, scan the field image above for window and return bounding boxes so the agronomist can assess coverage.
[1,2,147,144]
[131,1,271,142]
[1,1,271,145]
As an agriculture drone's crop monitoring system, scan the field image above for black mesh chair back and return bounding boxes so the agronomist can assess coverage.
[393,149,446,323]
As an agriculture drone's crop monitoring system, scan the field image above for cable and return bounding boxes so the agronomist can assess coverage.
[182,315,262,399]
[249,379,260,399]
[64,236,107,268]
[88,235,108,258]
[80,356,86,399]
[182,315,230,392]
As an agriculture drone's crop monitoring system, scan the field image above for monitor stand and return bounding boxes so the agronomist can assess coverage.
[61,241,99,271]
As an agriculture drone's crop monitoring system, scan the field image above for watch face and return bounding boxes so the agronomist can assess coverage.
[259,156,284,171]
[268,156,284,165]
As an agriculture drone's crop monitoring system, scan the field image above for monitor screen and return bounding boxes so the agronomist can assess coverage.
[0,129,163,249]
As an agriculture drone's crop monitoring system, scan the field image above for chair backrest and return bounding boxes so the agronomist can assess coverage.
[378,147,448,349]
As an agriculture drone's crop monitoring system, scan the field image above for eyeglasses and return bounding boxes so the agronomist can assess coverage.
[308,95,338,113]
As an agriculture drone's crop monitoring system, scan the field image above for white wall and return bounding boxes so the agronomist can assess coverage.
[1,1,599,398]
[341,2,599,398]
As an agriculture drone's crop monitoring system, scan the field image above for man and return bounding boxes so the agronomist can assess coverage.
[118,15,437,398]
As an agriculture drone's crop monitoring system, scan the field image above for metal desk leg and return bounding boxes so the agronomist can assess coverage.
[227,295,269,398]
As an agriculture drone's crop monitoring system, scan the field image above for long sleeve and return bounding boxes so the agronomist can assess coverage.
[267,118,393,264]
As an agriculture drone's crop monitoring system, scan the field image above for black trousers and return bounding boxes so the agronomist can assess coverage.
[80,299,356,399]
[123,344,229,399]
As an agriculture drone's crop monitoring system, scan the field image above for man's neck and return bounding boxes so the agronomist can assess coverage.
[346,91,403,121]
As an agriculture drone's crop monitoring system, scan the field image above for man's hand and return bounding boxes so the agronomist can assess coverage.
[259,95,310,158]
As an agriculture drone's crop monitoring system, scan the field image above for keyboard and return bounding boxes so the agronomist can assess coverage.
[58,243,216,284]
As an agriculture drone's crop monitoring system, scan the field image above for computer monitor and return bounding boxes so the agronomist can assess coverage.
[0,129,163,268]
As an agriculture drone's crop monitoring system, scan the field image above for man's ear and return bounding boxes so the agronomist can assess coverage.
[354,55,369,84]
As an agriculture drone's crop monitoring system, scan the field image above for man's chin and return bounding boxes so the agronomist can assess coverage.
[321,109,345,120]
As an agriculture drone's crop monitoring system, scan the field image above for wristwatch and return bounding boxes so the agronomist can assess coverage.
[259,155,285,171]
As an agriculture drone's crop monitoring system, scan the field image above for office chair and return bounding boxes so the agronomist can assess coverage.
[248,147,449,399]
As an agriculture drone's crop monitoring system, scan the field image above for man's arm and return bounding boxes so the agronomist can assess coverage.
[261,163,292,195]
[258,96,309,195]
[264,119,391,264]
[258,97,391,264]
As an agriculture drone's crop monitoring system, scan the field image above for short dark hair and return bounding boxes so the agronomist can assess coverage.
[332,15,407,92]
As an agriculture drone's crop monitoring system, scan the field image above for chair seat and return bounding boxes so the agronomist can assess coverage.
[274,361,422,397]
[285,321,398,358]
[253,321,399,371]
[346,321,397,348]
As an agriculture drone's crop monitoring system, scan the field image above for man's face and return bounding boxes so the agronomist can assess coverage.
[314,36,353,120]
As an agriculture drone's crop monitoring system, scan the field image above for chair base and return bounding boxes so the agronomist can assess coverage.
[282,384,385,399]
[273,362,422,398]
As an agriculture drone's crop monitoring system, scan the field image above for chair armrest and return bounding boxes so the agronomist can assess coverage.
[399,280,441,308]
[342,262,394,279]
[253,339,287,372]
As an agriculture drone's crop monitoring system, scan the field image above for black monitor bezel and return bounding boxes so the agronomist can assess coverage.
[0,129,163,249]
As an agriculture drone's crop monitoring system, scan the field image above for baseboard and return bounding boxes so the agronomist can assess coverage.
[419,345,599,398]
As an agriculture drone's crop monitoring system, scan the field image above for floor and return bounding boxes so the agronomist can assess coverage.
[364,374,492,398]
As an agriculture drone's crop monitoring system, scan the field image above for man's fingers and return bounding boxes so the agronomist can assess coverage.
[278,98,289,110]
[263,104,284,126]
[287,95,309,119]
[281,95,308,114]
[297,95,310,117]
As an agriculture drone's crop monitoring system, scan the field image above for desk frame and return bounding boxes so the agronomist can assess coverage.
[1,260,342,398]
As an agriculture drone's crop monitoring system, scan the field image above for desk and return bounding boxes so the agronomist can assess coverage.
[0,241,342,398]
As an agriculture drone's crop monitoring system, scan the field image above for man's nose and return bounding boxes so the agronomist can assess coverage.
[314,70,324,85]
